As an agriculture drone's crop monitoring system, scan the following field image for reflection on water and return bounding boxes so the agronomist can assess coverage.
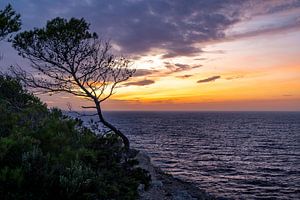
[99,112,299,199]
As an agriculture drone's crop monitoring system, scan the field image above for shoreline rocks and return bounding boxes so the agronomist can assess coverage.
[135,151,221,200]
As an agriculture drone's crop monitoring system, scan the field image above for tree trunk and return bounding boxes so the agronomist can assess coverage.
[95,101,130,151]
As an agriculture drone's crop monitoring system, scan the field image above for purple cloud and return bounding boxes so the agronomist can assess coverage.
[124,79,155,86]
[164,62,202,73]
[133,69,158,77]
[0,0,299,67]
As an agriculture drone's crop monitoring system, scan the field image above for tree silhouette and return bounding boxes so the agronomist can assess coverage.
[11,17,135,151]
[0,4,21,41]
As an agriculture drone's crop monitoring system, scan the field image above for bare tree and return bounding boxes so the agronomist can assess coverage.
[11,17,135,151]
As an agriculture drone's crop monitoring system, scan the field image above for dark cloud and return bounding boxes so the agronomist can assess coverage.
[244,0,300,16]
[0,0,246,57]
[227,20,300,41]
[224,1,300,40]
[192,65,202,68]
[116,0,241,57]
[175,63,189,68]
[162,47,203,58]
[176,74,193,79]
[124,79,155,86]
[268,1,300,14]
[197,75,220,83]
[164,62,202,73]
[133,69,158,77]
[0,0,299,63]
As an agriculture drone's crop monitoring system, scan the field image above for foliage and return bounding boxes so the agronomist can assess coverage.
[0,4,21,41]
[0,75,150,200]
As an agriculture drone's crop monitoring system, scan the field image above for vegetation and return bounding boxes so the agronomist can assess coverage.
[0,75,150,200]
[0,4,21,41]
[11,17,135,151]
[0,5,149,199]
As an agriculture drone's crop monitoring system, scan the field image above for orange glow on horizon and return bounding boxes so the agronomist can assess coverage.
[39,19,300,111]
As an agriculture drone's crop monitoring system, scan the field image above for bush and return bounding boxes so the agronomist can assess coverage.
[0,75,150,199]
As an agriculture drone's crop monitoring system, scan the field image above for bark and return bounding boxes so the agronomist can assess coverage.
[95,101,130,151]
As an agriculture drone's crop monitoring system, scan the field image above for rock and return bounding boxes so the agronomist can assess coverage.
[135,150,218,200]
[138,184,145,192]
[128,148,139,158]
[152,180,163,188]
[173,190,197,200]
[135,151,157,182]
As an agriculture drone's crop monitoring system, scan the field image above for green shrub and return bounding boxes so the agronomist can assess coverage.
[0,75,150,199]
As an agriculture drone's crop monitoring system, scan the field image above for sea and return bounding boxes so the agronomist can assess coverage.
[84,111,300,200]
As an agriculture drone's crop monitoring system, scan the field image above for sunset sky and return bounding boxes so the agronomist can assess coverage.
[1,0,300,111]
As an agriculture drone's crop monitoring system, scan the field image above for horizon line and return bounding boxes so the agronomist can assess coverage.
[62,110,300,112]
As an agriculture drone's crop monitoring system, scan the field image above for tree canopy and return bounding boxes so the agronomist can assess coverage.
[0,4,21,41]
[12,17,135,150]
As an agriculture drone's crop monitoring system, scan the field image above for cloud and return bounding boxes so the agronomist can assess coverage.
[192,65,203,68]
[124,79,155,86]
[1,0,247,57]
[194,58,207,61]
[224,1,300,40]
[225,75,244,80]
[1,0,299,65]
[241,0,300,16]
[227,20,300,41]
[203,50,225,54]
[133,69,158,77]
[132,63,201,79]
[197,75,221,83]
[164,62,202,73]
[161,47,203,58]
[165,63,189,71]
[176,74,193,79]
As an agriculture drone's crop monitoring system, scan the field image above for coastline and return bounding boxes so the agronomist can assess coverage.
[135,151,226,200]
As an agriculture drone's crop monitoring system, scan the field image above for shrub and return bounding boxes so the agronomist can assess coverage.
[0,75,150,199]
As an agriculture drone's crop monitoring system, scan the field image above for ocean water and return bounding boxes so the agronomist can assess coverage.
[95,111,299,200]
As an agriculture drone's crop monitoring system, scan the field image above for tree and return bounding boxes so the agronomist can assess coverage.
[11,17,135,151]
[0,4,21,41]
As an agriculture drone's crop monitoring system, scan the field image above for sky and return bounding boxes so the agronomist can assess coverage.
[0,0,300,111]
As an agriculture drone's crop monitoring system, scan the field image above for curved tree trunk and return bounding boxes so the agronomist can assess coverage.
[95,101,130,151]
